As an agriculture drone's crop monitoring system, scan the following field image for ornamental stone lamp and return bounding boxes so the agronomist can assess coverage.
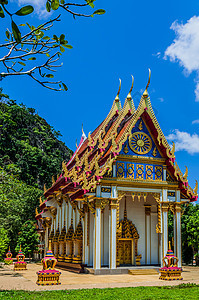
[159,241,183,281]
[36,244,61,286]
[4,246,13,264]
[14,245,27,271]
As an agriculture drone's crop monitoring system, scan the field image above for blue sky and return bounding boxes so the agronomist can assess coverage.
[1,0,199,192]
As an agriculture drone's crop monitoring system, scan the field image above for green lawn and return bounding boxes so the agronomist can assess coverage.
[0,284,199,300]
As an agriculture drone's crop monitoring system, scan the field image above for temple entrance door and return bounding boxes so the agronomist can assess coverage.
[118,239,134,265]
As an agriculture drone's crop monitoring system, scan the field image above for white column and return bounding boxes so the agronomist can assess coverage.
[175,202,182,267]
[145,206,151,264]
[44,227,48,255]
[173,213,177,255]
[93,202,101,269]
[83,208,89,265]
[162,203,168,258]
[109,186,117,270]
[59,205,62,233]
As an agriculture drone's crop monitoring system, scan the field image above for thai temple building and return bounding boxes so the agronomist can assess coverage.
[36,71,198,273]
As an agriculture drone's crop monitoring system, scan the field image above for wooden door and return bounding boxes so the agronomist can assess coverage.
[118,240,132,265]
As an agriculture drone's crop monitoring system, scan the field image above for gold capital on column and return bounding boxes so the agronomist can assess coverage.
[175,203,181,213]
[161,203,169,212]
[109,199,118,209]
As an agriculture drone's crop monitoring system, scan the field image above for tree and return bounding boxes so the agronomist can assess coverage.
[0,226,9,260]
[0,167,41,254]
[186,204,199,265]
[0,90,73,188]
[0,0,105,91]
[15,220,39,258]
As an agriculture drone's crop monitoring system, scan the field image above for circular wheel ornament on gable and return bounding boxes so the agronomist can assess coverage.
[129,132,152,155]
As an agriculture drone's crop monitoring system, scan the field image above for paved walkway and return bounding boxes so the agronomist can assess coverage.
[0,264,198,291]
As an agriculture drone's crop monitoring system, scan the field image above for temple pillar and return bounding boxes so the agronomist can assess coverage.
[83,205,89,265]
[109,193,117,269]
[145,205,151,265]
[93,200,101,269]
[161,203,169,260]
[44,226,48,256]
[175,202,182,267]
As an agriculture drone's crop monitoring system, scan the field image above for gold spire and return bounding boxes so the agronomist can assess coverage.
[127,75,134,100]
[76,139,78,148]
[143,68,151,98]
[183,166,188,182]
[194,180,198,195]
[48,241,52,251]
[52,175,55,184]
[115,78,121,102]
[44,184,47,193]
[39,197,42,205]
[20,244,21,251]
[35,207,38,216]
[9,246,10,252]
[168,241,171,250]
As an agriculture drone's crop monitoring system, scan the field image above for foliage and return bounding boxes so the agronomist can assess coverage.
[0,226,9,260]
[0,167,41,254]
[0,285,199,300]
[15,220,39,257]
[0,0,105,91]
[0,89,73,189]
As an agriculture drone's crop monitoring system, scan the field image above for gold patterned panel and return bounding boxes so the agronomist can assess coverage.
[117,162,125,178]
[127,163,134,178]
[129,132,152,155]
[146,165,153,180]
[136,164,144,179]
[155,166,163,181]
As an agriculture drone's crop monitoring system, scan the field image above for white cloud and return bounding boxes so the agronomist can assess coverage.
[164,16,199,101]
[158,97,164,102]
[16,0,49,18]
[166,129,199,154]
[192,119,199,124]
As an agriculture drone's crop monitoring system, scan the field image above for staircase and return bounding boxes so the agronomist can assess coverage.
[128,269,159,275]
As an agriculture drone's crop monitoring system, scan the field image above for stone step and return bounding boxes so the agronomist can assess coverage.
[128,269,159,275]
[56,262,86,274]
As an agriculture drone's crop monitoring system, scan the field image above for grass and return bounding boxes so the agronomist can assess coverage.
[0,284,199,300]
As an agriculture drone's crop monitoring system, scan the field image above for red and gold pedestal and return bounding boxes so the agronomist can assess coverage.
[159,242,183,281]
[4,247,13,264]
[14,247,27,271]
[36,248,61,285]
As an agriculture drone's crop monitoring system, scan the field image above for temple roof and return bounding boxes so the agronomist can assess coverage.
[37,71,198,216]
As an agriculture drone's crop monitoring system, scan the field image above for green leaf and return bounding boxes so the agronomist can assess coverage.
[19,24,26,26]
[93,9,105,15]
[51,0,59,10]
[0,5,5,18]
[18,62,26,66]
[60,34,65,44]
[28,57,36,60]
[45,74,54,78]
[5,30,10,39]
[15,5,34,16]
[86,0,95,8]
[62,83,68,91]
[65,44,73,49]
[53,35,59,43]
[60,46,65,53]
[12,21,21,43]
[46,1,51,12]
[46,53,50,57]
[43,36,50,40]
[61,0,65,4]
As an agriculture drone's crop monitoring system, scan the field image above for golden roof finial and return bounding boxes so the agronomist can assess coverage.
[39,196,42,205]
[171,141,175,157]
[194,180,198,195]
[20,244,21,251]
[48,242,51,251]
[115,78,121,102]
[143,68,151,98]
[127,75,134,99]
[44,184,46,193]
[183,166,188,182]
[76,139,78,148]
[35,207,38,216]
[168,241,171,250]
[52,175,55,184]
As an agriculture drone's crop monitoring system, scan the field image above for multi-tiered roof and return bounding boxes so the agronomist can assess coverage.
[36,71,198,219]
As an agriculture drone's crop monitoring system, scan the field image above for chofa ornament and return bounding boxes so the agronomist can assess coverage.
[159,241,183,281]
[36,245,61,285]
